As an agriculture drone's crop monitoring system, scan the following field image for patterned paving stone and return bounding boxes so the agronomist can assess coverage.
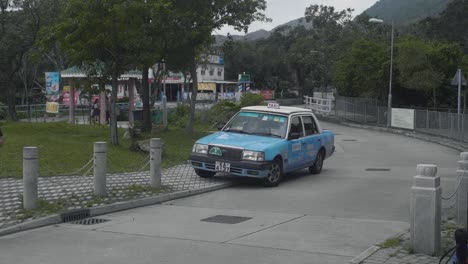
[0,164,230,229]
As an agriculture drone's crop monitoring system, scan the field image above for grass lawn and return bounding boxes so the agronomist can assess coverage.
[0,122,210,178]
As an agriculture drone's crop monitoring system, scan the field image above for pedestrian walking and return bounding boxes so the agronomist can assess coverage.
[92,98,100,124]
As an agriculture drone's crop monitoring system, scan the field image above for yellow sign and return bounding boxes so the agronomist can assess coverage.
[198,83,216,92]
[46,102,59,114]
[63,86,70,93]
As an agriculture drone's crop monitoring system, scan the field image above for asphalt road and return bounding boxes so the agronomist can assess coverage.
[0,121,460,264]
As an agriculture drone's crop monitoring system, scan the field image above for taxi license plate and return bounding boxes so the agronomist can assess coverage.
[215,161,230,172]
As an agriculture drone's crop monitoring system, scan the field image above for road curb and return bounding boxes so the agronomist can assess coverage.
[317,116,467,152]
[349,246,380,264]
[349,231,409,264]
[0,182,233,237]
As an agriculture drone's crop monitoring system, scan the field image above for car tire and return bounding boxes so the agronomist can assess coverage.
[195,169,216,178]
[309,150,324,175]
[262,158,283,187]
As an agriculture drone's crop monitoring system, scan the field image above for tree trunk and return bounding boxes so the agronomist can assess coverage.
[110,74,119,145]
[7,84,17,121]
[151,67,162,107]
[186,62,198,134]
[141,68,151,132]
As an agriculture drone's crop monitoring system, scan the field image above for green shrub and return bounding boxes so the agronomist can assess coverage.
[240,93,264,107]
[168,103,190,129]
[201,100,240,128]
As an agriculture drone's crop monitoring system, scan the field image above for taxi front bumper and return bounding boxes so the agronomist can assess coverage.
[189,153,273,178]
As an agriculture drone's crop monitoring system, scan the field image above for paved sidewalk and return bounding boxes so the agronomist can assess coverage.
[0,164,230,229]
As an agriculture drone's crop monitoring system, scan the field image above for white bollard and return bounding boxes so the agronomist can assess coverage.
[23,147,38,210]
[411,164,441,255]
[456,152,468,227]
[94,142,107,196]
[150,138,162,188]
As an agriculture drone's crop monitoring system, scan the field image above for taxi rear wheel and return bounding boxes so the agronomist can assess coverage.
[195,169,216,178]
[309,150,324,175]
[262,159,283,187]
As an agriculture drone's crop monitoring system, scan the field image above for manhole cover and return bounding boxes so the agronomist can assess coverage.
[342,139,357,142]
[366,168,391,172]
[70,218,110,225]
[201,215,252,224]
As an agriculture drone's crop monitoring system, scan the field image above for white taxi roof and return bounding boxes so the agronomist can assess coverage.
[241,105,313,115]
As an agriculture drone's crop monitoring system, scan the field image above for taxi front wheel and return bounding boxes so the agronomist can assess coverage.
[262,159,283,187]
[195,169,216,178]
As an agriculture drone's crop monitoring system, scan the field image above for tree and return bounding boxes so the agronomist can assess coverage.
[396,37,464,107]
[165,0,268,134]
[335,39,388,98]
[49,0,149,145]
[0,0,47,120]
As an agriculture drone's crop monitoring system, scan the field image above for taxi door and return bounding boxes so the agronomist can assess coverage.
[286,116,305,172]
[300,115,321,167]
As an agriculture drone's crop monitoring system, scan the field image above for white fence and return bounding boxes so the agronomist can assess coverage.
[303,96,332,114]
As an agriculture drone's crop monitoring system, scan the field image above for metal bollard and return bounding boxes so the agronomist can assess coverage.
[456,152,468,227]
[23,147,38,210]
[93,142,107,196]
[150,138,162,188]
[411,164,441,255]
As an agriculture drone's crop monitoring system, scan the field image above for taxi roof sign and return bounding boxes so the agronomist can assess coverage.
[267,102,280,109]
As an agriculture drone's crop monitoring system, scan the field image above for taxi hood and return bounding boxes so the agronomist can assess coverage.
[196,132,283,151]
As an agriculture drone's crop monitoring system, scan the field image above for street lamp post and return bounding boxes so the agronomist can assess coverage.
[370,18,394,128]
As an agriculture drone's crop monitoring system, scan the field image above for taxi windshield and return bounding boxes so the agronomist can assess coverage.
[223,111,288,138]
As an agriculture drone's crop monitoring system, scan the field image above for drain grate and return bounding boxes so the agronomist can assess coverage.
[201,215,252,224]
[70,218,110,225]
[61,209,90,223]
[366,168,391,172]
[342,139,357,142]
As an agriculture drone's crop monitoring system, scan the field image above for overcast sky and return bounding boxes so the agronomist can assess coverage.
[214,0,378,36]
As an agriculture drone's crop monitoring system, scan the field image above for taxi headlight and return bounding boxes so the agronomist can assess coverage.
[242,150,265,161]
[192,144,208,154]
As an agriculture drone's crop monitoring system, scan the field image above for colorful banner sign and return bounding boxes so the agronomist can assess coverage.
[62,92,80,106]
[45,72,60,95]
[46,102,59,114]
[260,90,274,100]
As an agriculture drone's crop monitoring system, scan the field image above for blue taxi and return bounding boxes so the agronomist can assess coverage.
[189,103,335,186]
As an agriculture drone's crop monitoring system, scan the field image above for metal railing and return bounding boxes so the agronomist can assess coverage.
[303,96,333,114]
[331,96,468,142]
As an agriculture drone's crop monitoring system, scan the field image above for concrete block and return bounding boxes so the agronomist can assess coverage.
[411,164,440,255]
[94,142,107,196]
[456,152,468,227]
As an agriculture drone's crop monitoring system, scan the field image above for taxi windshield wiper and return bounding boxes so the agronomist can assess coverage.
[224,128,251,134]
[251,132,282,138]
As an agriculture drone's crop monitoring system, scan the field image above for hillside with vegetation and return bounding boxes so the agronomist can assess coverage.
[364,0,453,25]
[222,1,468,108]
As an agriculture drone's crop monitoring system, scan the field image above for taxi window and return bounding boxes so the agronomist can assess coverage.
[302,115,319,136]
[290,116,304,138]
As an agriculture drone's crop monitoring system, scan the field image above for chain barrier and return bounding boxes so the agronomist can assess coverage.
[441,164,467,211]
[106,154,150,188]
[40,157,94,186]
[107,154,150,175]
